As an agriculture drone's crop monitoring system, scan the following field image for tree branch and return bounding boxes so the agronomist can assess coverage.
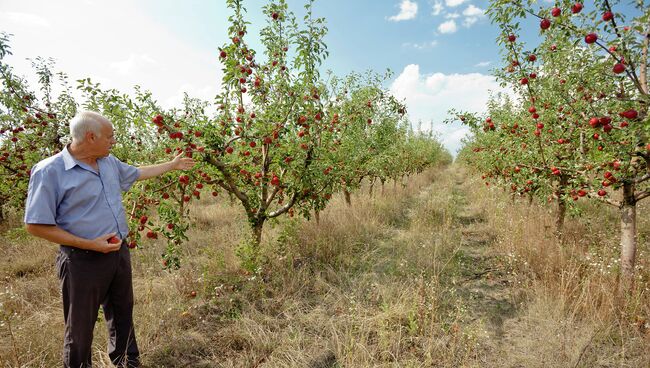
[636,191,650,202]
[205,155,250,208]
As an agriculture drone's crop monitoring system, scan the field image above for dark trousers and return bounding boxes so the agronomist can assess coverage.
[56,243,140,368]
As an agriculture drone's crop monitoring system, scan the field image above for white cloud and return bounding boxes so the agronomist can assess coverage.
[438,19,457,34]
[164,83,218,110]
[0,11,50,27]
[474,61,491,67]
[390,64,514,154]
[0,0,223,112]
[402,40,438,49]
[388,0,418,21]
[431,1,444,16]
[109,54,158,76]
[462,4,484,17]
[461,4,485,28]
[445,0,468,7]
[463,17,479,27]
[445,12,460,19]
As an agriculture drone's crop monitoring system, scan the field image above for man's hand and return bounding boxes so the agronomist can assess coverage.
[137,154,196,181]
[171,153,196,171]
[25,224,122,252]
[89,232,122,253]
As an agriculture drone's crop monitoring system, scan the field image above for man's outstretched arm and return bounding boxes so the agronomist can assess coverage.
[137,153,195,181]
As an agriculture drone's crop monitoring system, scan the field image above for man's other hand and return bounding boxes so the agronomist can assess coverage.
[91,232,121,253]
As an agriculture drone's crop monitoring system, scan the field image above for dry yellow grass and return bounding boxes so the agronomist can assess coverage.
[0,164,648,367]
[461,166,650,368]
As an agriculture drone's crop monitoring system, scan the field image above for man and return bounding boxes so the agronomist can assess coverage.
[24,111,195,367]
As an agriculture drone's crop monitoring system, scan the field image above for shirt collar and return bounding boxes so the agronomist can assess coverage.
[61,145,80,171]
[62,144,106,173]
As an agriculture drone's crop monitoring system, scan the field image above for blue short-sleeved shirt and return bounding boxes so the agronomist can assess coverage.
[24,145,141,241]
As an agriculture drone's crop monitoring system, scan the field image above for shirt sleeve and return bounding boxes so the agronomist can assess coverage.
[24,166,58,225]
[113,156,141,192]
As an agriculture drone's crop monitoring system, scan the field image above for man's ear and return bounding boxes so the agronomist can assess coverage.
[86,130,96,142]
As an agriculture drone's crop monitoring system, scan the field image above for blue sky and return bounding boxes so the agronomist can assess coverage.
[0,0,644,154]
[134,0,499,76]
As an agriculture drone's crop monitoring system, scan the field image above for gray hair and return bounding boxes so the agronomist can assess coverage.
[69,111,109,142]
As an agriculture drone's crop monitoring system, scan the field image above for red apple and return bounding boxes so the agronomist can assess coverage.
[571,3,583,14]
[620,109,638,119]
[152,114,164,126]
[551,7,561,17]
[540,18,551,30]
[585,33,598,44]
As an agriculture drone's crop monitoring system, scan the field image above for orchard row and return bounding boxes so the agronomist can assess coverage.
[0,0,450,269]
[450,0,649,286]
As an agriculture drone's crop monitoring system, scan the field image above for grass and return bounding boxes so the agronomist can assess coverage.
[0,164,648,367]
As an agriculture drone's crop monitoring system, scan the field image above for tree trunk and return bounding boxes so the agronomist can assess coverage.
[528,193,533,206]
[555,175,569,234]
[344,189,351,207]
[639,27,648,94]
[555,198,566,234]
[381,178,385,196]
[251,217,265,248]
[620,181,637,291]
[369,179,374,198]
[314,210,320,224]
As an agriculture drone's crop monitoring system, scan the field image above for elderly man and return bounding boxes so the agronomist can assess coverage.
[24,111,194,367]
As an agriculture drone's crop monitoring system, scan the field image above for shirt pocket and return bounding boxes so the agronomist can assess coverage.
[101,168,123,207]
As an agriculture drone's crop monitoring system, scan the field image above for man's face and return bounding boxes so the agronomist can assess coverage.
[92,121,116,157]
